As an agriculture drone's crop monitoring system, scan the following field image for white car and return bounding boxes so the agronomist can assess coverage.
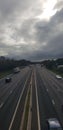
[13,67,20,73]
[46,118,62,130]
[56,75,62,79]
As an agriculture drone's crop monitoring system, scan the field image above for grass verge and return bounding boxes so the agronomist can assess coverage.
[0,70,12,79]
[49,68,63,77]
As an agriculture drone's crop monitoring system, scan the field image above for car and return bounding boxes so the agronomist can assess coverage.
[13,67,20,73]
[5,77,12,83]
[56,75,62,79]
[46,118,62,130]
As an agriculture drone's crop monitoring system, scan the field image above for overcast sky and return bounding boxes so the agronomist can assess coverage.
[0,0,63,61]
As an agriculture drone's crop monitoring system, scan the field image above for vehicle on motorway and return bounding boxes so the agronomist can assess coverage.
[56,75,62,79]
[46,118,62,130]
[13,67,20,73]
[5,77,12,83]
[41,64,44,67]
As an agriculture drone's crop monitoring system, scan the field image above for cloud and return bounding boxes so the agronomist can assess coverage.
[54,0,63,11]
[0,0,63,60]
[32,8,63,60]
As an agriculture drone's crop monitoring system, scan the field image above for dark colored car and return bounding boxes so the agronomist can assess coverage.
[5,77,12,83]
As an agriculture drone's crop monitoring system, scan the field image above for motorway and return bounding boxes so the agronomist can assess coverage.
[36,65,63,130]
[31,68,38,130]
[0,67,32,130]
[0,65,63,130]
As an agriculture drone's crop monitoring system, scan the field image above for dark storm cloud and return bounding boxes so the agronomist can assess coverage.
[13,18,37,43]
[30,8,63,60]
[35,8,63,43]
[0,0,63,60]
[0,0,42,20]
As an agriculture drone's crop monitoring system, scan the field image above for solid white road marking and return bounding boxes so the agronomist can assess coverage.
[35,70,41,130]
[27,72,32,130]
[20,74,32,130]
[8,72,30,130]
[52,99,55,105]
[46,88,49,92]
[0,102,4,108]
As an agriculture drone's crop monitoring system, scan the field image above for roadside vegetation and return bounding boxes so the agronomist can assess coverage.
[41,58,63,77]
[0,70,13,79]
[50,68,63,77]
[0,56,31,78]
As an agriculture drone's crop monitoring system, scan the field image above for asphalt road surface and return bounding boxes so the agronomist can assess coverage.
[31,68,38,130]
[0,65,63,130]
[0,67,32,130]
[36,65,63,130]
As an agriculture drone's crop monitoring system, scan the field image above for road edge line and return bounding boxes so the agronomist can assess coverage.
[34,69,41,130]
[27,74,32,130]
[8,72,31,130]
[19,82,31,130]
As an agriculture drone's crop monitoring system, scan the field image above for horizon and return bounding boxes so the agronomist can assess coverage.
[0,55,63,63]
[0,0,63,60]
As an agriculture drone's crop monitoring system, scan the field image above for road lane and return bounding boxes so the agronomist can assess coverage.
[0,68,32,130]
[0,65,63,130]
[37,66,63,128]
[31,69,38,130]
[0,67,29,90]
[9,70,32,130]
[36,68,61,130]
[0,67,30,106]
[42,67,63,90]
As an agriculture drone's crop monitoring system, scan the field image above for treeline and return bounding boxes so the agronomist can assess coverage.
[0,56,31,72]
[41,58,63,73]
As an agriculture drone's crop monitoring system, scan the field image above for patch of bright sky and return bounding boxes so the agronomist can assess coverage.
[37,0,57,20]
[0,50,8,56]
